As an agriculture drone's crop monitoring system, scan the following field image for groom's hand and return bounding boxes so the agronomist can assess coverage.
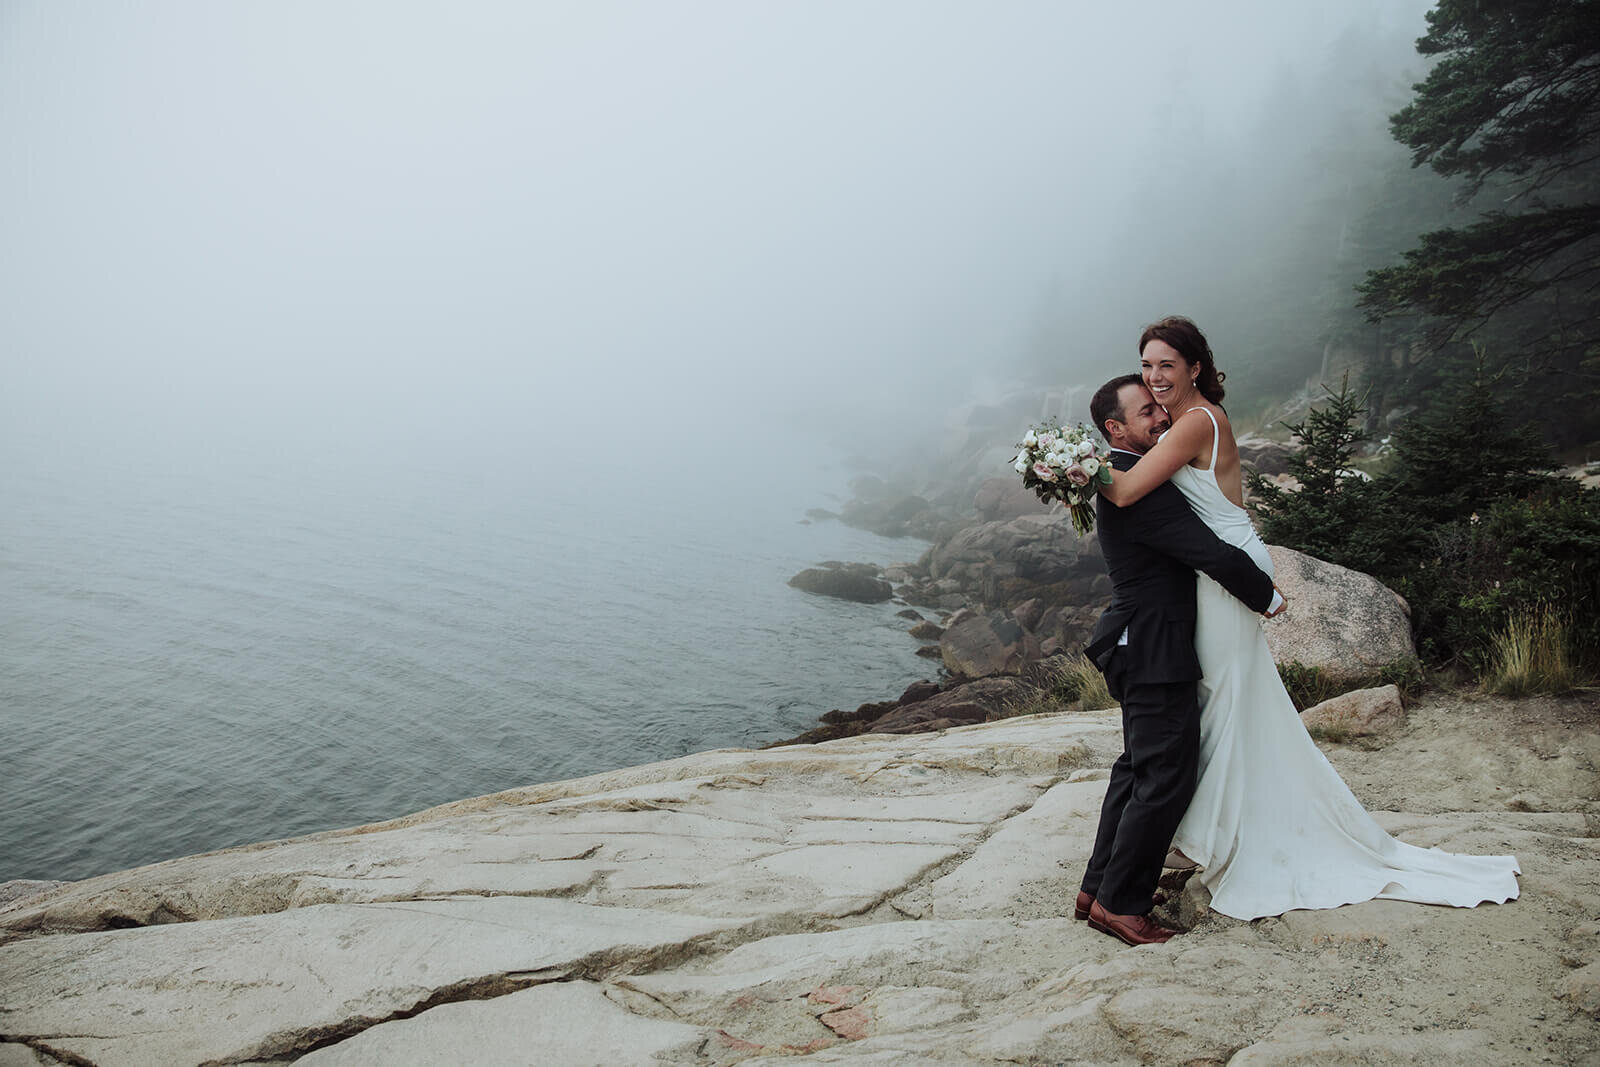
[1262,585,1287,619]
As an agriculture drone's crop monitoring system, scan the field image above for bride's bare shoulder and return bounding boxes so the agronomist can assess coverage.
[1183,402,1236,441]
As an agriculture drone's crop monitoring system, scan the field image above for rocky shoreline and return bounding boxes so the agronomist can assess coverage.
[3,482,1597,1061]
[2,692,1595,1063]
[5,404,1594,1062]
[771,387,1317,747]
[779,465,1414,749]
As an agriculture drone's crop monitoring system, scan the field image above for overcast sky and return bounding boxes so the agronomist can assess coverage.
[1,1,1434,480]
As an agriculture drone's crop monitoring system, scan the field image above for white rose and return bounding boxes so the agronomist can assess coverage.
[1014,456,1028,473]
[1081,456,1100,477]
[1023,430,1037,447]
[1047,452,1065,467]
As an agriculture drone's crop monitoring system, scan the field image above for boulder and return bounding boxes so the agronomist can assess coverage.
[1264,545,1418,683]
[940,613,1041,678]
[867,677,1037,734]
[898,583,943,610]
[896,680,941,705]
[908,620,944,641]
[1236,435,1295,477]
[787,566,893,603]
[1034,603,1101,656]
[973,477,1051,521]
[820,700,899,726]
[1012,597,1046,632]
[1299,684,1406,738]
[839,492,938,539]
[927,514,1092,586]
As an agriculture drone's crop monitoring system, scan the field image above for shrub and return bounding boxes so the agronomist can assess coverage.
[1254,356,1599,677]
[1275,659,1424,712]
[1276,663,1342,711]
[1396,482,1600,668]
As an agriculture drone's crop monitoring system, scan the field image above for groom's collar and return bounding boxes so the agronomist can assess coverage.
[1110,447,1144,458]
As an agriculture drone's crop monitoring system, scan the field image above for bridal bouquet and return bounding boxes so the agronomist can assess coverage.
[1011,422,1114,535]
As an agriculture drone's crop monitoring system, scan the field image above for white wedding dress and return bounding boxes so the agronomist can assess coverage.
[1166,407,1521,920]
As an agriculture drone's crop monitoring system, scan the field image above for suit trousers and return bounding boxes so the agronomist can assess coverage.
[1080,646,1201,916]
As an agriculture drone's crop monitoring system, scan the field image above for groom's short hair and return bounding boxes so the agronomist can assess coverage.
[1090,374,1146,441]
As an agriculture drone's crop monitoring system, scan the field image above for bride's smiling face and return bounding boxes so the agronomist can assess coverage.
[1141,339,1200,410]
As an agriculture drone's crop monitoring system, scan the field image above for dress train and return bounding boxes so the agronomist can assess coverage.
[1165,408,1519,920]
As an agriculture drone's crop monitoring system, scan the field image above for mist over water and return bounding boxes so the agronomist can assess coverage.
[3,440,935,882]
[3,2,1438,880]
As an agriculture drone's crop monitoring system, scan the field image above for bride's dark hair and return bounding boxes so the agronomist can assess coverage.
[1139,316,1226,405]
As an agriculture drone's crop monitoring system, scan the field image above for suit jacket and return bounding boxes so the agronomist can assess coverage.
[1084,450,1275,685]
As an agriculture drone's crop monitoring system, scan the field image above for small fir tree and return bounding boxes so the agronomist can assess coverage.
[1250,377,1385,572]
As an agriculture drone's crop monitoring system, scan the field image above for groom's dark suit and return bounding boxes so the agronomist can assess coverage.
[1080,449,1275,917]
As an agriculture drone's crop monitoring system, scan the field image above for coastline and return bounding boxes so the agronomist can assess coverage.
[3,692,1596,1062]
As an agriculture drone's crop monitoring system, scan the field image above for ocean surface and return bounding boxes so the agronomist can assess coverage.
[0,440,934,883]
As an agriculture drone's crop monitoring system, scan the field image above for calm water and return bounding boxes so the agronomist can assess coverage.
[0,441,931,883]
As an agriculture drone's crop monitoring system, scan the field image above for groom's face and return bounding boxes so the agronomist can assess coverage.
[1111,383,1171,454]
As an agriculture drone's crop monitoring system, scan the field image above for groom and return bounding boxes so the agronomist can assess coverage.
[1077,375,1282,945]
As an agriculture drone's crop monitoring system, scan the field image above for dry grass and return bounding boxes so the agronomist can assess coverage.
[1486,605,1577,697]
[1065,654,1116,711]
[1304,721,1354,744]
[999,654,1117,719]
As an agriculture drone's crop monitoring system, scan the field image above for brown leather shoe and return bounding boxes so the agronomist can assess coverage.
[1076,889,1164,921]
[1087,900,1178,946]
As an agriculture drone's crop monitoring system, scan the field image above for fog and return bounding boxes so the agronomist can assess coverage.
[2,1,1434,489]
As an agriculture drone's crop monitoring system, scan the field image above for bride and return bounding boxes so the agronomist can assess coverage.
[1097,315,1521,921]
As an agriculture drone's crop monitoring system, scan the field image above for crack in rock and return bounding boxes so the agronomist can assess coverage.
[881,779,1068,917]
[195,912,857,1063]
[2,1038,96,1066]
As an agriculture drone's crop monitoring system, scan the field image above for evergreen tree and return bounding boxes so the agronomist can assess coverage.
[1254,352,1584,669]
[1383,353,1556,525]
[1358,0,1600,358]
[1250,378,1390,574]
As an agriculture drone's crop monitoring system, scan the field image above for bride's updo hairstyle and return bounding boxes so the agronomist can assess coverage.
[1139,315,1226,405]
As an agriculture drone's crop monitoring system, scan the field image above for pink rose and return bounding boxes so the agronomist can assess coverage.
[1032,461,1057,482]
[1065,464,1091,486]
